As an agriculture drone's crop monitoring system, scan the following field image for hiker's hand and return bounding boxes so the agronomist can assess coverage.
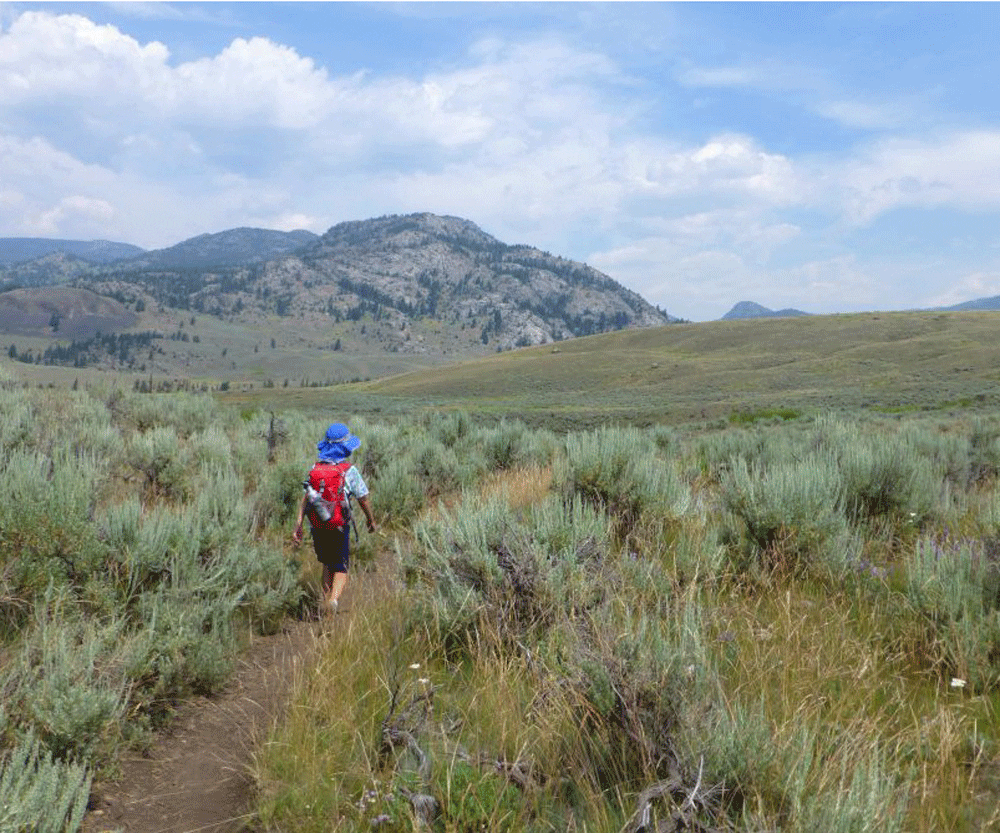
[292,525,303,545]
[366,518,376,534]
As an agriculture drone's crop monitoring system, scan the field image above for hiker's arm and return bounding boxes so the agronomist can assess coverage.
[357,495,376,533]
[292,495,308,543]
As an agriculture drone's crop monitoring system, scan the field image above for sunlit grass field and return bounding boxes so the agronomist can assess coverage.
[219,311,1000,428]
[5,310,1000,831]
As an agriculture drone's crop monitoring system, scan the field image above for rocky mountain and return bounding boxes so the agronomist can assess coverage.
[0,214,676,377]
[0,238,143,266]
[284,213,672,345]
[119,227,320,270]
[722,301,809,320]
[81,213,673,352]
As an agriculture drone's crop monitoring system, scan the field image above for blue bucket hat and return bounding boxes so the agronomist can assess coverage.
[317,422,361,462]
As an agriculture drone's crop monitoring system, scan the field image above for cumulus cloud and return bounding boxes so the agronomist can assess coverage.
[175,37,333,129]
[0,138,122,239]
[37,196,115,235]
[0,12,171,106]
[621,134,803,207]
[839,131,1000,223]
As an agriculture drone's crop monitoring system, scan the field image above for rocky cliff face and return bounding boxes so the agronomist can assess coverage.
[242,213,672,350]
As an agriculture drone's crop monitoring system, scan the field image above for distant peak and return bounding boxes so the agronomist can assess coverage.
[721,301,809,320]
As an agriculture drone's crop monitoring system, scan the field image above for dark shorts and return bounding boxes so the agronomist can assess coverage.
[310,525,349,572]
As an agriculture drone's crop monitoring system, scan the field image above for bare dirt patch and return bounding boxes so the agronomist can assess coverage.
[82,617,326,833]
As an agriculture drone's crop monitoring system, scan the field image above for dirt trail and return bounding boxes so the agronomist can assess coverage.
[82,615,328,833]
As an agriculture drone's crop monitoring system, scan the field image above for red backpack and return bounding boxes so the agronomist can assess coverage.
[304,460,352,530]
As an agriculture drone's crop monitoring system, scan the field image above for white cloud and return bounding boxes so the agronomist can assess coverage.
[779,255,871,305]
[622,134,803,206]
[926,271,1000,308]
[0,133,122,226]
[0,12,171,106]
[839,131,1000,223]
[38,196,115,236]
[175,37,333,130]
[588,227,878,321]
[587,236,755,320]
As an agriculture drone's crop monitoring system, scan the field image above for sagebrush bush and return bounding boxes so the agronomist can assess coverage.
[410,438,477,497]
[557,426,689,539]
[407,493,614,653]
[253,457,308,530]
[424,409,475,448]
[374,457,426,529]
[188,424,235,472]
[4,593,127,762]
[475,420,531,471]
[0,447,107,606]
[837,438,940,526]
[721,455,847,575]
[695,427,771,482]
[968,418,1000,485]
[0,392,34,453]
[123,589,238,725]
[127,425,191,499]
[902,535,1000,690]
[209,541,302,634]
[793,747,907,833]
[230,422,271,485]
[682,697,778,812]
[0,732,91,833]
[0,386,311,824]
[353,422,405,483]
[120,391,221,436]
[542,595,720,800]
[189,466,252,559]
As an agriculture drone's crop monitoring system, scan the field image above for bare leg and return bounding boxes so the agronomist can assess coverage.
[330,571,348,605]
[321,565,347,614]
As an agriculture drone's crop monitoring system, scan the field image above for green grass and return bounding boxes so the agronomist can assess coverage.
[10,309,1000,430]
[210,311,1000,430]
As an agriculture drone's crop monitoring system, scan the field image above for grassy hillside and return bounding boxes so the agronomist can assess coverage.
[219,311,1000,428]
[0,305,461,388]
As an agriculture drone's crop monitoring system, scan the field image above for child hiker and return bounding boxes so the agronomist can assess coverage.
[292,422,376,615]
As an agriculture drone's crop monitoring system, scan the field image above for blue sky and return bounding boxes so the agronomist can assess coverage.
[1,2,999,321]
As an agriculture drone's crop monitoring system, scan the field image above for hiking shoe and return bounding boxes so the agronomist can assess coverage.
[327,598,339,615]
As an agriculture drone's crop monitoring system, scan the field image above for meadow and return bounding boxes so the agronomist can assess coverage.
[3,311,1000,831]
[220,311,1000,429]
